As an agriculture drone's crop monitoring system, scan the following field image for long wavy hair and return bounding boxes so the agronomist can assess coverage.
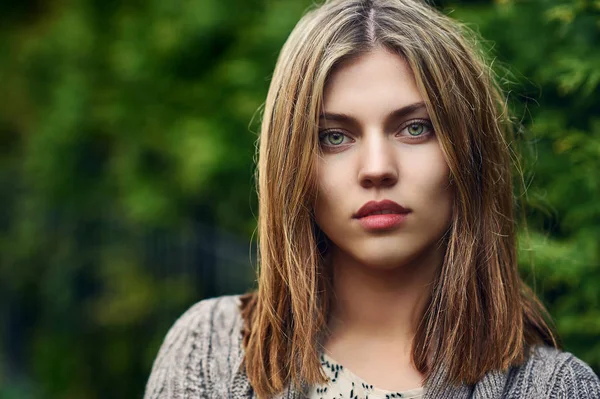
[241,0,557,397]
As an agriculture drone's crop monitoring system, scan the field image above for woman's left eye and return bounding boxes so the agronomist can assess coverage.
[399,120,433,138]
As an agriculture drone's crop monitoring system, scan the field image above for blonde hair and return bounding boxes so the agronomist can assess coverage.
[241,0,557,397]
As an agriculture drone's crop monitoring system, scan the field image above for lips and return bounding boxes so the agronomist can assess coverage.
[353,199,410,218]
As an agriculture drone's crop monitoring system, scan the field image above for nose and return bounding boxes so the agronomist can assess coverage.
[357,133,399,188]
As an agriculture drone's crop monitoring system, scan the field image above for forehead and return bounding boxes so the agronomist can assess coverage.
[322,47,424,117]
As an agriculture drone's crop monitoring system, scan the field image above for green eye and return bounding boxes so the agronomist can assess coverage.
[407,123,424,136]
[325,132,345,145]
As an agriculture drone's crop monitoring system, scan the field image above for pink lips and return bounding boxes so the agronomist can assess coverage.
[353,199,411,230]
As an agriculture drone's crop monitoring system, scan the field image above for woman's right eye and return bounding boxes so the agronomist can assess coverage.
[319,131,351,147]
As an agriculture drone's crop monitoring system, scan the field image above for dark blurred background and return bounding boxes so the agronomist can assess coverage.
[0,0,598,397]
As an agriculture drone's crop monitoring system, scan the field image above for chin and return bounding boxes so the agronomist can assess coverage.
[341,235,444,270]
[351,247,421,270]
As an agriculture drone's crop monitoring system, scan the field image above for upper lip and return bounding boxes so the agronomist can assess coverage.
[353,200,410,218]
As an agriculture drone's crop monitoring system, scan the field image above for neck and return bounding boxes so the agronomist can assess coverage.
[327,244,445,347]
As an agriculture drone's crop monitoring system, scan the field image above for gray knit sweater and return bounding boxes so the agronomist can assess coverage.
[144,295,600,399]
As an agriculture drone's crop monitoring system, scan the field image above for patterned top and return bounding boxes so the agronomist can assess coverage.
[308,352,425,399]
[143,295,600,399]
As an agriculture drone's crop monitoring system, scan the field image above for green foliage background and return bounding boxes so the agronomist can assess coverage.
[0,0,598,397]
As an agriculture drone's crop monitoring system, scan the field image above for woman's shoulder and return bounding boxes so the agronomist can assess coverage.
[503,345,600,398]
[154,294,244,358]
[143,294,248,399]
[168,294,244,336]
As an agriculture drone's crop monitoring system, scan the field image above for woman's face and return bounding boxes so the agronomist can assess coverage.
[314,47,453,270]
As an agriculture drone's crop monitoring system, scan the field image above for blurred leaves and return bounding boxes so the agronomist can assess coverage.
[456,0,600,376]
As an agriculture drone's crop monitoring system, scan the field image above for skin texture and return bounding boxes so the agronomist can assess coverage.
[314,47,453,391]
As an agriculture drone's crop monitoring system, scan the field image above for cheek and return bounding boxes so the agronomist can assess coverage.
[314,160,350,227]
[316,158,347,199]
[404,147,452,211]
[414,160,449,194]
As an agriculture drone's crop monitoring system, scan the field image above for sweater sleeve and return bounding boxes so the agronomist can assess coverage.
[554,354,600,399]
[143,297,222,399]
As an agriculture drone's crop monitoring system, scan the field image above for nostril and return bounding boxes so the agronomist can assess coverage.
[381,176,396,185]
[359,172,398,188]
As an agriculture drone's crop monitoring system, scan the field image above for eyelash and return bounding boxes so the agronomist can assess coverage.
[318,119,434,148]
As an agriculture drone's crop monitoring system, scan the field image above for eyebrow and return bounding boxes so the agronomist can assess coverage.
[319,101,427,125]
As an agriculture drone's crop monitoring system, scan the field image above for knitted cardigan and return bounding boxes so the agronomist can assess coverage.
[144,295,600,399]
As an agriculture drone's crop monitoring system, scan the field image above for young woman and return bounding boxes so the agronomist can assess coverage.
[144,0,600,398]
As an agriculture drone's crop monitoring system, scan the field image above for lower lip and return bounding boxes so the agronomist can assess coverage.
[356,213,408,230]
